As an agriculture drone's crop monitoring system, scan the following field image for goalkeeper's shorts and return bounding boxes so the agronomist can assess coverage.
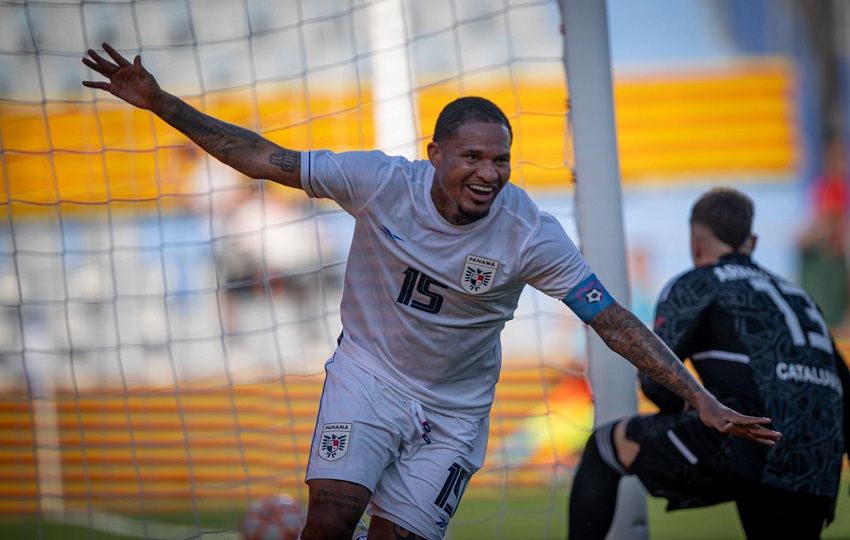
[305,352,488,539]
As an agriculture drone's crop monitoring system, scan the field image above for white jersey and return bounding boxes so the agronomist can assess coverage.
[301,149,592,417]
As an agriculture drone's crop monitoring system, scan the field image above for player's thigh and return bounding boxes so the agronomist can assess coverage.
[305,356,410,493]
[735,482,833,540]
[626,411,735,508]
[370,413,489,540]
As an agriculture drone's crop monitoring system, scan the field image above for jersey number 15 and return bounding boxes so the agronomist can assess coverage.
[397,267,448,314]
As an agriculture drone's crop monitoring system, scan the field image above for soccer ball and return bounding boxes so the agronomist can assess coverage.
[239,494,306,540]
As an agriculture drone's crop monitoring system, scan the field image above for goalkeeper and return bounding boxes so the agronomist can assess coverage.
[83,44,780,540]
[568,188,850,540]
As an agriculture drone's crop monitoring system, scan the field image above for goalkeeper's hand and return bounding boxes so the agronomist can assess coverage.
[82,43,164,113]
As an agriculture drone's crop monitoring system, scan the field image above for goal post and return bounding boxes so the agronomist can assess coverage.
[559,0,648,538]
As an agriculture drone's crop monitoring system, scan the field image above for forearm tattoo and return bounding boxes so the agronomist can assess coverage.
[590,302,703,404]
[164,99,261,146]
[269,149,299,173]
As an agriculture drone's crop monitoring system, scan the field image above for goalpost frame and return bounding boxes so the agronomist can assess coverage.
[558,1,649,538]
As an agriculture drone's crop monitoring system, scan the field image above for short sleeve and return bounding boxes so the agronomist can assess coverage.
[523,213,593,299]
[301,149,399,215]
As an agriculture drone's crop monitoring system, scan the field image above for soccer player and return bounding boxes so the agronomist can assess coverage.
[568,187,850,540]
[82,44,780,540]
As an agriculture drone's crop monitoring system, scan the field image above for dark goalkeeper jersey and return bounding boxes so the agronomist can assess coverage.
[641,253,849,499]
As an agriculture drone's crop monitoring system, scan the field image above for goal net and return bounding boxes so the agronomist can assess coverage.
[0,0,590,537]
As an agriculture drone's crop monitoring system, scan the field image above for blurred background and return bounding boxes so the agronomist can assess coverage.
[1,0,849,538]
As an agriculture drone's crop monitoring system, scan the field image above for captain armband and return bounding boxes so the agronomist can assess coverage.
[562,273,616,323]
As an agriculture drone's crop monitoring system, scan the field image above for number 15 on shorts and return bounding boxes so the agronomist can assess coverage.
[434,463,471,516]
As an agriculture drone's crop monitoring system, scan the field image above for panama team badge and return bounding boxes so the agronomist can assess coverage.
[319,422,351,461]
[461,254,499,294]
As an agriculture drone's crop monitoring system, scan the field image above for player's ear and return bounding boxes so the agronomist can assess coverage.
[746,234,758,254]
[427,141,441,167]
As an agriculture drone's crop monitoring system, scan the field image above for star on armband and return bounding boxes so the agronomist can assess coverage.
[562,273,615,323]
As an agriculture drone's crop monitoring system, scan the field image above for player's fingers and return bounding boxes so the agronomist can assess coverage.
[762,425,780,438]
[83,52,107,71]
[720,420,780,437]
[750,425,781,438]
[727,424,781,445]
[84,48,104,62]
[133,55,146,74]
[748,429,780,445]
[726,413,771,426]
[102,42,132,67]
[81,81,110,91]
[81,57,105,73]
[84,50,120,77]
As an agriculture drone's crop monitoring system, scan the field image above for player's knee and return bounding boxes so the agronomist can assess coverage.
[612,418,640,470]
[369,515,428,540]
[581,420,630,477]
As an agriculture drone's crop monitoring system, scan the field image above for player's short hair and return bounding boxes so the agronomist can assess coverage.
[433,96,513,143]
[690,187,754,250]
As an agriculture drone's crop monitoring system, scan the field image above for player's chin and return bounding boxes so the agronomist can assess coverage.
[461,195,500,219]
[459,204,492,223]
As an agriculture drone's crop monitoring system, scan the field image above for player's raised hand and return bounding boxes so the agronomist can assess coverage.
[82,43,162,112]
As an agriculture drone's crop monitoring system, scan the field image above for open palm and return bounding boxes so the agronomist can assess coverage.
[82,42,162,111]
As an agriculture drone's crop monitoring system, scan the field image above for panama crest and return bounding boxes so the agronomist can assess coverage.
[319,423,351,461]
[461,254,500,294]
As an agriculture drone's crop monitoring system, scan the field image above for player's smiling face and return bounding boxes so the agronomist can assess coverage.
[428,121,512,226]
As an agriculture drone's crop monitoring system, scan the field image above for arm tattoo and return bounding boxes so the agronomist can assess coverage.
[269,149,300,173]
[164,99,261,146]
[589,302,703,405]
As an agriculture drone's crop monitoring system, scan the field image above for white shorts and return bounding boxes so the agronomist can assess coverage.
[305,354,489,539]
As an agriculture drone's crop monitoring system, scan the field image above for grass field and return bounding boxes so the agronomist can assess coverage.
[450,475,850,540]
[1,476,847,539]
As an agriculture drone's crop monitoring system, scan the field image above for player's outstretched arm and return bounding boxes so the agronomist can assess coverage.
[82,43,302,190]
[588,301,782,446]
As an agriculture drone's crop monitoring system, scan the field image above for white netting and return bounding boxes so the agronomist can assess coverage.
[0,1,586,537]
